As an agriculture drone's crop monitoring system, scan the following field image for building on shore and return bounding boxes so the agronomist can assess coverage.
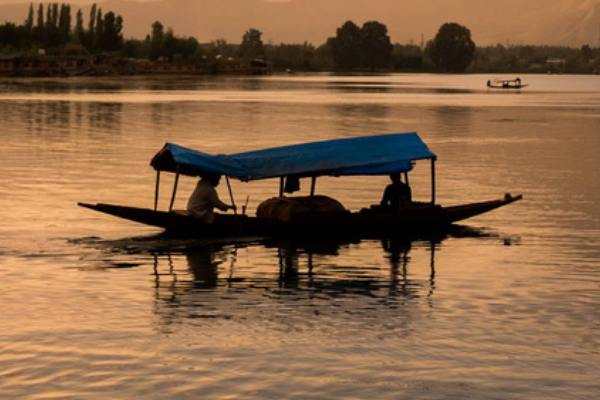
[546,58,566,73]
[0,54,270,77]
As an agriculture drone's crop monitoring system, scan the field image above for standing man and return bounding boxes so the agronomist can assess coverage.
[187,174,236,223]
[380,173,412,211]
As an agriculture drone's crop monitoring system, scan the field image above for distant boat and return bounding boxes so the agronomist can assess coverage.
[79,132,522,238]
[487,78,528,89]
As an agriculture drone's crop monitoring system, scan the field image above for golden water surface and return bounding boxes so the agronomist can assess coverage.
[0,74,599,399]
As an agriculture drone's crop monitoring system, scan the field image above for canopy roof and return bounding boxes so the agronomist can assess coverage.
[150,132,436,181]
[493,78,521,83]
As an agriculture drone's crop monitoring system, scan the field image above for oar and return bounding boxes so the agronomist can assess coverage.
[225,176,237,215]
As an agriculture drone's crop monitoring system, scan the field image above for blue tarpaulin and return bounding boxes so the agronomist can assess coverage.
[150,132,436,181]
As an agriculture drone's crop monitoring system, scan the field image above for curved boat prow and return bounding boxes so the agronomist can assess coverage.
[444,193,523,223]
[78,202,184,229]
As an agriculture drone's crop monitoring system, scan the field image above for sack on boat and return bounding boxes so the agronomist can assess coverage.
[256,195,347,222]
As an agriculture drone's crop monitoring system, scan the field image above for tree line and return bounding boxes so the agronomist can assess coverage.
[267,21,598,74]
[0,2,263,64]
[0,3,124,53]
[326,21,393,70]
[1,3,598,74]
[121,26,267,63]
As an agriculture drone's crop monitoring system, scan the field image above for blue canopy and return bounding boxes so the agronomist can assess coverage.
[150,132,436,181]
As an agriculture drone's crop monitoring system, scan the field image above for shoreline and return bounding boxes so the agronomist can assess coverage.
[1,71,599,79]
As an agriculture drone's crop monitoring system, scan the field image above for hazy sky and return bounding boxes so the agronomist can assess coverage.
[1,0,599,46]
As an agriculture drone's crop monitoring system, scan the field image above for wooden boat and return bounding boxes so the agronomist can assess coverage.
[79,195,522,238]
[79,132,522,238]
[487,78,528,89]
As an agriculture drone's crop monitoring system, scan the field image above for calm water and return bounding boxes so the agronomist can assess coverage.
[0,74,599,399]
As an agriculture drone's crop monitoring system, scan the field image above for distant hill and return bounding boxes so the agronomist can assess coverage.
[1,0,599,46]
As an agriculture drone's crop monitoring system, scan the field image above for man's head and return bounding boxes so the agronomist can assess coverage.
[389,173,401,183]
[201,173,221,187]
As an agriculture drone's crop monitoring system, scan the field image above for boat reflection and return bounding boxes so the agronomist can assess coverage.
[150,234,450,329]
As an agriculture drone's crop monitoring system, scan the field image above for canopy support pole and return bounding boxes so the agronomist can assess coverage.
[310,177,316,196]
[154,170,160,211]
[168,170,180,212]
[279,177,284,197]
[403,172,409,187]
[430,157,436,205]
[225,176,237,215]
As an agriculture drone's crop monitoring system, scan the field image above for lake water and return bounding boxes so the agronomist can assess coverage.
[0,74,599,399]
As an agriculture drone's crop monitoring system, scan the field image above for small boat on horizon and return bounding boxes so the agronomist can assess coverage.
[487,78,528,89]
[79,132,523,239]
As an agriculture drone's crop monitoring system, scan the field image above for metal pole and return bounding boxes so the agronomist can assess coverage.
[154,170,160,211]
[225,176,237,215]
[431,157,436,205]
[403,171,409,186]
[279,177,284,197]
[310,176,316,196]
[168,170,179,212]
[242,195,250,216]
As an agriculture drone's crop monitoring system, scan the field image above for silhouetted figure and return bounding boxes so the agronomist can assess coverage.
[187,174,235,223]
[381,237,412,296]
[380,173,412,210]
[186,246,221,289]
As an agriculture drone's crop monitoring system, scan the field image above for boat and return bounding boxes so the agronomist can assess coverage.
[487,78,528,89]
[79,132,523,238]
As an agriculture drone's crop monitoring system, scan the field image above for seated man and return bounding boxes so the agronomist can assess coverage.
[380,173,412,211]
[187,173,236,223]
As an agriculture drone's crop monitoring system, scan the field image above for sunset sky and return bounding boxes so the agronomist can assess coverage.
[1,0,599,46]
